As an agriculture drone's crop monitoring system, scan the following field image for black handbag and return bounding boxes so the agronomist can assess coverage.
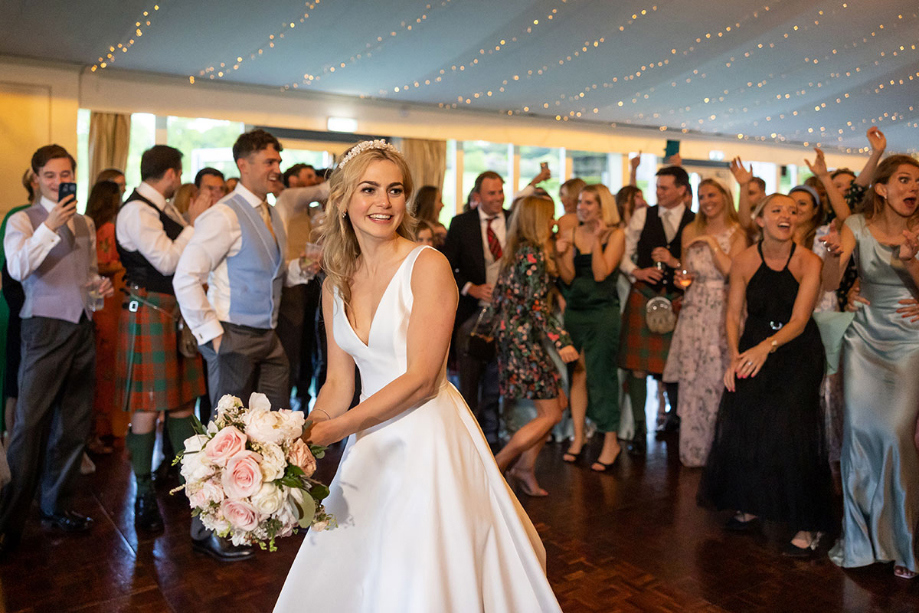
[465,305,497,361]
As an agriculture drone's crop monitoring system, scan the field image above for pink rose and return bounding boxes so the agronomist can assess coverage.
[222,450,263,499]
[188,479,225,508]
[221,499,260,531]
[204,426,247,467]
[288,439,317,478]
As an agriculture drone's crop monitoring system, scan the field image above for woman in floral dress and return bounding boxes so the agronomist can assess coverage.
[663,179,746,467]
[494,196,578,496]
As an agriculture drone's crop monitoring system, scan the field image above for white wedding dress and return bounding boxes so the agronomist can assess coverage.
[275,246,561,612]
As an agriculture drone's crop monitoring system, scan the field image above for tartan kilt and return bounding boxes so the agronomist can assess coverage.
[117,289,205,412]
[618,282,681,375]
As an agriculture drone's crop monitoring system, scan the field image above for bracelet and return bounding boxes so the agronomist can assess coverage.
[312,409,332,420]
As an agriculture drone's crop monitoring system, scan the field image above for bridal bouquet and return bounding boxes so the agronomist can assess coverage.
[174,393,335,551]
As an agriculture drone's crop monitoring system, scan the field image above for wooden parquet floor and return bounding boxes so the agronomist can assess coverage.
[2,428,918,612]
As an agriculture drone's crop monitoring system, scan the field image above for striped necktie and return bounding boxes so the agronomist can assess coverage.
[486,216,502,260]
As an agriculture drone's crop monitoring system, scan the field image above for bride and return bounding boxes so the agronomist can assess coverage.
[274,141,562,612]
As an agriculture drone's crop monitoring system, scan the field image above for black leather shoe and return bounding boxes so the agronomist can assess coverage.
[627,433,647,456]
[39,510,93,533]
[192,534,254,563]
[134,491,164,532]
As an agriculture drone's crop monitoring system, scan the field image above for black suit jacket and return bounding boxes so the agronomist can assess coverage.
[441,207,509,340]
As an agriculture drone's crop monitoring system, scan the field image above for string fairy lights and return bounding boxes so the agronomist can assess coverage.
[195,1,323,82]
[376,0,578,99]
[91,3,162,72]
[282,0,456,91]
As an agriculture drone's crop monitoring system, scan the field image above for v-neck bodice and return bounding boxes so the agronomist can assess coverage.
[332,246,435,398]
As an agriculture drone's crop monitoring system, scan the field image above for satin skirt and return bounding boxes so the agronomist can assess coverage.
[829,291,919,572]
[274,383,561,612]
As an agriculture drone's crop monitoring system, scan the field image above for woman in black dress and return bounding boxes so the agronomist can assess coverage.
[699,194,834,557]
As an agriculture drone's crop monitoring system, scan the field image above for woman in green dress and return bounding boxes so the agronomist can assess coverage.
[556,184,626,472]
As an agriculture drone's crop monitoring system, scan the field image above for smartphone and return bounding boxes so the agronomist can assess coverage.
[58,182,77,203]
[664,140,680,160]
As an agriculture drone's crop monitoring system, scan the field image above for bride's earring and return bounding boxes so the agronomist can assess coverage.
[341,210,348,219]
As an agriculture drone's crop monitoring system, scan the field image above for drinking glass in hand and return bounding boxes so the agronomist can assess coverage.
[85,274,105,311]
[677,269,694,288]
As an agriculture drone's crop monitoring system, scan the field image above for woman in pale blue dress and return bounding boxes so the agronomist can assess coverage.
[822,155,919,579]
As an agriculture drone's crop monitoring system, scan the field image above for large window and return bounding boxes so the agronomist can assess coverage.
[76,109,91,210]
[462,141,512,207]
[631,152,660,204]
[441,140,457,223]
[167,116,245,184]
[124,113,157,192]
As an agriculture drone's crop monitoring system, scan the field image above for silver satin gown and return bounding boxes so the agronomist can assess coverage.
[829,214,919,573]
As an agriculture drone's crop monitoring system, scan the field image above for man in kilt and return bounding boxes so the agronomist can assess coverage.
[116,146,213,538]
[619,166,695,455]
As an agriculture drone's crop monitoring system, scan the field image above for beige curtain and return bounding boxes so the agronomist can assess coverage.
[88,112,131,184]
[397,138,447,195]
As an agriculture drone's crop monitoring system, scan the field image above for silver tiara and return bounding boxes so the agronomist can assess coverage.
[337,139,399,170]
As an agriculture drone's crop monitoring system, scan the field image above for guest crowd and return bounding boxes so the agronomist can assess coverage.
[0,126,917,581]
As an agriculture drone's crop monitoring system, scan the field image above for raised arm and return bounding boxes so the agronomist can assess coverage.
[629,152,641,186]
[805,148,850,224]
[307,249,459,446]
[730,157,756,236]
[854,127,886,188]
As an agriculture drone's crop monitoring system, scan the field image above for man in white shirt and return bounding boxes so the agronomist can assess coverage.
[116,145,212,537]
[442,171,509,450]
[618,166,695,455]
[175,129,316,419]
[0,145,113,558]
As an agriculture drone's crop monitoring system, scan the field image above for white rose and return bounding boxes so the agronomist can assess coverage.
[251,482,285,515]
[248,392,272,412]
[245,410,286,445]
[215,395,243,419]
[181,449,215,483]
[258,442,287,481]
[277,409,306,441]
[183,434,210,455]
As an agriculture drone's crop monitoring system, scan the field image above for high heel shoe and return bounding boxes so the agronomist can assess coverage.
[894,565,918,579]
[782,532,822,558]
[590,448,621,473]
[562,446,584,464]
[506,470,549,497]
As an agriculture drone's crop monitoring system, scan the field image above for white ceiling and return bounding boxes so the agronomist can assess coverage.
[2,0,917,153]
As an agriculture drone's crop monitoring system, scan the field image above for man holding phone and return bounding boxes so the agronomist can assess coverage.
[0,144,113,558]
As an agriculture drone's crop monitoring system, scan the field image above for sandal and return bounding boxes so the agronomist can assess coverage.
[895,565,918,579]
[562,445,584,464]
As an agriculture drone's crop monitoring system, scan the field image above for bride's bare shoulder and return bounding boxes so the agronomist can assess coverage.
[411,248,457,300]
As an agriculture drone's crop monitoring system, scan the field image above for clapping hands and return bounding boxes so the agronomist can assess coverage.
[898,229,919,262]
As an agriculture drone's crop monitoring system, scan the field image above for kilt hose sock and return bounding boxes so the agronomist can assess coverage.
[165,415,196,485]
[126,430,156,495]
[627,373,647,436]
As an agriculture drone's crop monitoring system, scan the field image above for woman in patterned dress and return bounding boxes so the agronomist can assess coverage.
[662,179,746,467]
[494,196,579,496]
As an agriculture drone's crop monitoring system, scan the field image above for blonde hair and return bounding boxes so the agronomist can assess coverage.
[502,196,557,276]
[172,183,197,215]
[692,178,739,232]
[864,155,919,223]
[322,144,416,306]
[580,183,621,227]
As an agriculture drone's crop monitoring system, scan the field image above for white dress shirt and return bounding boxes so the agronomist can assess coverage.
[461,206,507,304]
[274,183,329,261]
[4,196,97,282]
[173,182,310,345]
[620,203,686,280]
[116,181,194,276]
